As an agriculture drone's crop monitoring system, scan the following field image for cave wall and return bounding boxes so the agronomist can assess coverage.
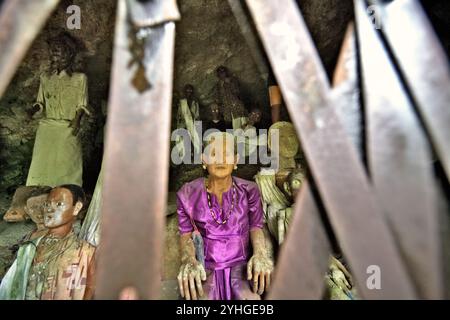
[169,0,353,190]
[172,0,354,124]
[172,0,270,125]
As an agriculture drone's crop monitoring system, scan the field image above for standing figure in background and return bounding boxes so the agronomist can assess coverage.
[183,84,200,122]
[175,84,202,157]
[214,66,248,130]
[26,32,90,187]
[235,108,266,159]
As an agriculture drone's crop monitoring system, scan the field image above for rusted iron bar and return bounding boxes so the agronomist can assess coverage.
[95,0,179,299]
[331,23,362,158]
[246,0,417,299]
[368,0,450,181]
[269,24,360,299]
[356,0,443,299]
[0,0,60,99]
[268,181,331,299]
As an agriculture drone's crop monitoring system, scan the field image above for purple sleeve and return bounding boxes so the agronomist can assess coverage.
[247,183,264,230]
[177,190,194,235]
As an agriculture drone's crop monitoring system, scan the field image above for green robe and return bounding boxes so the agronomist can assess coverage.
[26,71,89,187]
[0,237,42,300]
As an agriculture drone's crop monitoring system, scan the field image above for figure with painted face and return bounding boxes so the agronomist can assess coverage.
[25,32,90,187]
[176,132,273,300]
[0,185,96,300]
[214,66,248,130]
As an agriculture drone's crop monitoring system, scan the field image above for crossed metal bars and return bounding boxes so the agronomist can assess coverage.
[0,0,448,299]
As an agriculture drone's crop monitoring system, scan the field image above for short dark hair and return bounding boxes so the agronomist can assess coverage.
[46,31,85,75]
[57,184,86,205]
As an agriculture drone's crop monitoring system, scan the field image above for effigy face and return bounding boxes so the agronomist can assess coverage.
[184,84,194,98]
[268,121,299,159]
[25,194,49,230]
[43,188,79,229]
[47,33,78,73]
[50,43,70,70]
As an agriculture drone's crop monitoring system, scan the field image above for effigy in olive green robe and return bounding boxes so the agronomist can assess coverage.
[26,71,89,187]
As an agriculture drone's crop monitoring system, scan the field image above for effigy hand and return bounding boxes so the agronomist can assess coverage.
[177,257,207,300]
[329,257,353,292]
[325,256,355,299]
[27,103,41,119]
[69,119,81,136]
[247,253,274,295]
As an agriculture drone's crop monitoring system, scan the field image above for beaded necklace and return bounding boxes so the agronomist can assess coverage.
[205,179,236,225]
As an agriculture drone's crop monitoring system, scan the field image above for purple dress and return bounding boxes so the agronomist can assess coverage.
[177,176,264,300]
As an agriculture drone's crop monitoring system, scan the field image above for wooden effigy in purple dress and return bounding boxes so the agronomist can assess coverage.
[177,176,263,300]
